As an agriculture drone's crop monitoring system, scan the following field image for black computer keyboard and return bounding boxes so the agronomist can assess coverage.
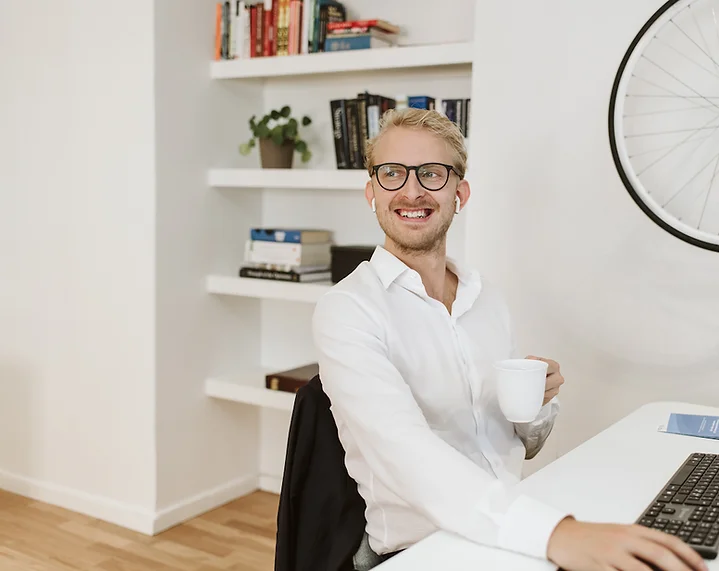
[636,452,719,559]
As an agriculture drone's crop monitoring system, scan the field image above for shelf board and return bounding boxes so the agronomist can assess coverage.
[208,168,368,190]
[207,275,332,303]
[210,42,473,79]
[205,372,295,412]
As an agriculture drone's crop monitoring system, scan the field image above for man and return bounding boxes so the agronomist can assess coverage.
[311,108,707,571]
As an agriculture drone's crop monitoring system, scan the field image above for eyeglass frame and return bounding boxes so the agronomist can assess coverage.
[369,162,462,192]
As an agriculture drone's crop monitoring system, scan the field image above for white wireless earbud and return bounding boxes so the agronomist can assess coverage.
[455,196,461,214]
[371,198,376,213]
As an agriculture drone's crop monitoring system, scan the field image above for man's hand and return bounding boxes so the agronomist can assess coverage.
[547,517,709,571]
[526,356,564,405]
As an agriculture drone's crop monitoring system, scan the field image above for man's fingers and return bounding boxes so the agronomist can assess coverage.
[629,538,693,571]
[526,355,559,372]
[613,552,653,571]
[544,388,560,400]
[545,372,564,391]
[635,527,708,571]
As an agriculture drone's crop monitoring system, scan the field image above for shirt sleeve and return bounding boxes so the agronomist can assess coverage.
[311,290,569,561]
[514,397,559,460]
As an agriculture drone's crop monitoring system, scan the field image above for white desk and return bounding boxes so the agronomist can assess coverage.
[377,401,719,570]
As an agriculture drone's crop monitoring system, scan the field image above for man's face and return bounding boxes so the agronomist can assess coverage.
[365,126,469,255]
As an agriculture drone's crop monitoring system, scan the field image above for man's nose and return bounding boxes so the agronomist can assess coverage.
[401,171,426,200]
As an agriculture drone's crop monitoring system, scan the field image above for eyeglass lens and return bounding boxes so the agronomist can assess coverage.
[376,163,451,191]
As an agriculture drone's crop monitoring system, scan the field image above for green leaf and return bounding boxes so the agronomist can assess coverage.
[248,138,255,148]
[294,139,307,152]
[301,150,312,163]
[239,143,252,155]
[270,109,281,120]
[270,125,284,146]
[280,105,291,118]
[256,123,271,138]
[249,116,257,133]
[301,116,312,126]
[283,118,297,138]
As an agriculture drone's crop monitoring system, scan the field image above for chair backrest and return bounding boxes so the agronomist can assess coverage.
[274,375,367,571]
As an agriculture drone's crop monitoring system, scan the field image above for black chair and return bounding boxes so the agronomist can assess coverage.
[274,374,369,571]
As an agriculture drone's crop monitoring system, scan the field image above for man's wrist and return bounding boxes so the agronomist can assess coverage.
[546,515,577,563]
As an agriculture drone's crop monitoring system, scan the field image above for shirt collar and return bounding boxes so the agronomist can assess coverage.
[369,245,482,295]
[370,245,410,290]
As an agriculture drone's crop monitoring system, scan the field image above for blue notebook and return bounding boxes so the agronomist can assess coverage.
[659,413,719,440]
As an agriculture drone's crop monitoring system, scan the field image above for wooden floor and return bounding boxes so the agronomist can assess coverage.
[0,489,279,570]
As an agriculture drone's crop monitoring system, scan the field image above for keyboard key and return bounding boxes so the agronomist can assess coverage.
[636,453,719,559]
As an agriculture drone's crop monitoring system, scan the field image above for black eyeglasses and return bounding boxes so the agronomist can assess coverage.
[370,162,461,192]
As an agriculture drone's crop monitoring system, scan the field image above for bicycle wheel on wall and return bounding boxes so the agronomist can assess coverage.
[609,0,719,252]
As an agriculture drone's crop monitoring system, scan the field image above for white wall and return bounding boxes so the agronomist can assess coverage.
[0,1,157,528]
[153,0,264,520]
[467,0,719,468]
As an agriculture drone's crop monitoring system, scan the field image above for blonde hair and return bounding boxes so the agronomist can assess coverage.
[364,107,468,179]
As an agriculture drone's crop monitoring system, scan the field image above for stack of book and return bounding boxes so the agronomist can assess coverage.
[239,227,333,282]
[324,19,400,52]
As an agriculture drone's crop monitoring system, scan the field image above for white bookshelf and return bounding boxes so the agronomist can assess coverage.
[211,41,473,79]
[208,168,368,190]
[206,275,333,303]
[205,371,295,412]
[205,0,478,495]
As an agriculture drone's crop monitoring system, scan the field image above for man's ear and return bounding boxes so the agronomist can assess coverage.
[456,178,471,211]
[365,179,375,209]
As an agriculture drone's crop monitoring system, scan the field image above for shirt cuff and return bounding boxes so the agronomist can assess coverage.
[496,494,571,559]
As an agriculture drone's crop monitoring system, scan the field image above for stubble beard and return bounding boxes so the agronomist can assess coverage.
[377,207,454,256]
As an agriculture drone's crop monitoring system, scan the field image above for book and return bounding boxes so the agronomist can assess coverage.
[245,240,332,266]
[324,33,396,52]
[329,93,396,169]
[408,95,435,110]
[658,413,719,440]
[265,363,319,393]
[326,19,400,34]
[250,228,332,244]
[243,261,330,273]
[239,266,331,282]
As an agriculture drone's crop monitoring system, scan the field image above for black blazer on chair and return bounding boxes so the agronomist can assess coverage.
[274,375,367,571]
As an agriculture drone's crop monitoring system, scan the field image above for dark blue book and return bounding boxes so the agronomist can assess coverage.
[324,34,394,51]
[408,96,435,110]
[250,228,331,244]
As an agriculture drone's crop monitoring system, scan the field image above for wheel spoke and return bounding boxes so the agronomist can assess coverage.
[611,0,719,248]
[663,148,719,208]
[697,153,719,228]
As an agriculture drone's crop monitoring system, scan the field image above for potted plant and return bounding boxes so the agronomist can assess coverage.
[239,106,312,169]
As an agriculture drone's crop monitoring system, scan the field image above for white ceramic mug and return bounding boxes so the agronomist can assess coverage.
[493,358,548,423]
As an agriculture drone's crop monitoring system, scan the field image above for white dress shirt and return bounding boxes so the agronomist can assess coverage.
[311,246,569,560]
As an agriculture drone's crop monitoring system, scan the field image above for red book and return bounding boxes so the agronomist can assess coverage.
[265,363,319,393]
[249,5,257,57]
[263,2,274,56]
[326,19,399,34]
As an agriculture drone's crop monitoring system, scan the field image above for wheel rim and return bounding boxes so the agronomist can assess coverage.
[609,0,719,251]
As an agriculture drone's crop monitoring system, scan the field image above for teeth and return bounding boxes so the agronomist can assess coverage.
[399,210,429,219]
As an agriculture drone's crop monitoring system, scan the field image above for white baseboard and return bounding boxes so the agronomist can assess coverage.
[0,467,155,534]
[0,468,261,536]
[152,474,259,534]
[259,474,282,495]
